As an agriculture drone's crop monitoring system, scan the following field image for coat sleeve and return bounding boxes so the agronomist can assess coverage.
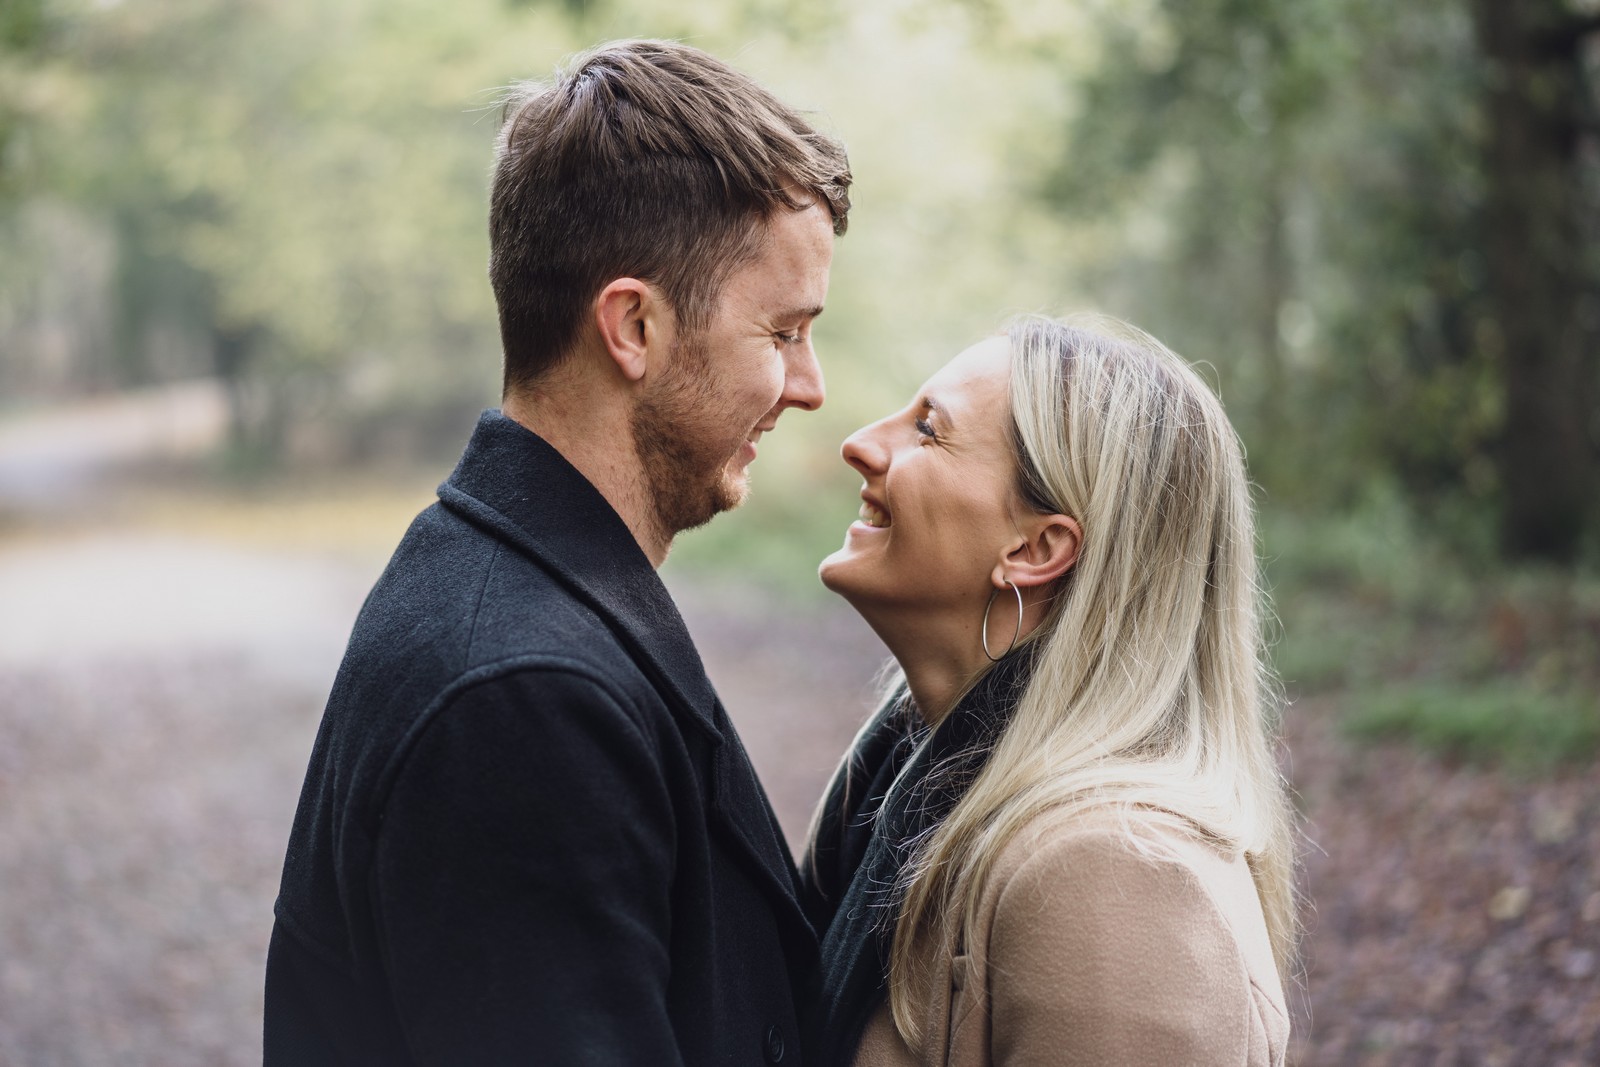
[371,667,683,1066]
[984,828,1254,1067]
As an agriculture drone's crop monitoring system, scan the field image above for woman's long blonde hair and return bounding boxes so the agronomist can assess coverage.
[883,313,1299,1043]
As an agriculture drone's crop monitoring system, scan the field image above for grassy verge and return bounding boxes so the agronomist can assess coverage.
[1264,488,1600,772]
[1343,681,1599,772]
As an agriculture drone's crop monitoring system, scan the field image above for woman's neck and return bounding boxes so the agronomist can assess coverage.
[860,611,990,725]
[851,589,1054,725]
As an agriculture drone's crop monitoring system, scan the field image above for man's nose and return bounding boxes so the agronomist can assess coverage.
[780,341,825,412]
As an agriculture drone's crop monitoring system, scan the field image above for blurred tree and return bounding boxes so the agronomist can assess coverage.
[0,0,50,202]
[0,0,112,400]
[139,0,505,455]
[1037,0,1599,561]
[19,0,589,457]
[1038,0,1338,487]
[1473,0,1600,562]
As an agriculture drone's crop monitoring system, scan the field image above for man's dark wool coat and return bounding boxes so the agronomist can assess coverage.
[264,411,817,1066]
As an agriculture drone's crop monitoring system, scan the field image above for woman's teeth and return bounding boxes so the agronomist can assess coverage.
[859,501,891,528]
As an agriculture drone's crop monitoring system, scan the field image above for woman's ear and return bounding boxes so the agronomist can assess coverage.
[593,278,665,383]
[996,514,1081,592]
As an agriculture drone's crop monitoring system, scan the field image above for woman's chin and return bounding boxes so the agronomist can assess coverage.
[818,543,867,598]
[817,549,848,594]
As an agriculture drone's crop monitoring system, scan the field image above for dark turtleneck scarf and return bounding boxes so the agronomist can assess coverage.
[801,648,1037,1067]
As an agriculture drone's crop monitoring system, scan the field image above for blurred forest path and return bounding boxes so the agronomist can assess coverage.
[0,381,227,512]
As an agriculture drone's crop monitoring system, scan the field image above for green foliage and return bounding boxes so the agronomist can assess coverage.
[1264,490,1600,770]
[0,0,48,51]
[3,0,593,442]
[1035,0,1513,535]
[1345,682,1599,772]
[1265,486,1472,691]
[0,0,55,201]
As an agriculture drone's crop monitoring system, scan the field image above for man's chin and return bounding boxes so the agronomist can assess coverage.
[665,471,747,537]
[717,464,752,510]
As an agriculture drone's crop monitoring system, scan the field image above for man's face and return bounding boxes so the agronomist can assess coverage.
[633,200,835,537]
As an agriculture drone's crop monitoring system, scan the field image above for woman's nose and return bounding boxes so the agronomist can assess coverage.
[841,420,889,477]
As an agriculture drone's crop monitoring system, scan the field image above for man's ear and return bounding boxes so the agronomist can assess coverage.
[593,278,667,383]
[995,514,1081,592]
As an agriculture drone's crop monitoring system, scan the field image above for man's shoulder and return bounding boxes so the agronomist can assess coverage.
[349,500,639,679]
[275,499,684,908]
[337,508,656,733]
[270,528,686,989]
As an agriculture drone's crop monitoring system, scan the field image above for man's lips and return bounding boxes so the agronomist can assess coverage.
[739,428,768,463]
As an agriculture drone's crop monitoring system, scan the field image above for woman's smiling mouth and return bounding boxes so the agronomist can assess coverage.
[858,496,891,528]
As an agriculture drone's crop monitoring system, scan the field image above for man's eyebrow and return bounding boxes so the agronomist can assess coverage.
[775,304,825,322]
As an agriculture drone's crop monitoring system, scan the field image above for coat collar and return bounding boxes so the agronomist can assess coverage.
[437,410,720,738]
[436,411,813,948]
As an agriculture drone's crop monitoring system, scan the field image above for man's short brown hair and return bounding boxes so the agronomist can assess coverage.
[488,39,852,392]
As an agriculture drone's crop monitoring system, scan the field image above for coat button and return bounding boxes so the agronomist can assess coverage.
[763,1024,785,1063]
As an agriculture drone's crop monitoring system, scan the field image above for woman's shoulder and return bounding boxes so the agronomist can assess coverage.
[989,808,1276,945]
[948,807,1290,1065]
[979,806,1289,1043]
[988,805,1258,907]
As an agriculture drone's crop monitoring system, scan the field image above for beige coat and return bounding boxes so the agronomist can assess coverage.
[852,814,1289,1067]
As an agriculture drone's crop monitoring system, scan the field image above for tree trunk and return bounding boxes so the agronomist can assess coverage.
[1256,142,1291,466]
[213,323,262,452]
[1474,0,1596,562]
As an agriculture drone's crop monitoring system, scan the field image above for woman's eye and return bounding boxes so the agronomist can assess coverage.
[914,417,937,440]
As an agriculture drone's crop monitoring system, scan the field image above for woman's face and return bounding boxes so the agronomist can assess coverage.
[819,336,1025,624]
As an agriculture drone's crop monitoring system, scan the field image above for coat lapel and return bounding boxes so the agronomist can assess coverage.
[437,412,719,735]
[706,698,816,929]
[437,411,810,935]
[811,655,1034,1065]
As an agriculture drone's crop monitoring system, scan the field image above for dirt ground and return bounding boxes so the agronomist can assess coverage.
[0,530,1596,1065]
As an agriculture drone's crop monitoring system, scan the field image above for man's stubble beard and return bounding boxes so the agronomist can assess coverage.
[631,333,750,545]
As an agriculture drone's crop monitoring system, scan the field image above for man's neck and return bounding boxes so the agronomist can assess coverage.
[501,390,671,568]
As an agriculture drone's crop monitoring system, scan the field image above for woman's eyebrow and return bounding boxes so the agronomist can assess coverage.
[921,395,951,427]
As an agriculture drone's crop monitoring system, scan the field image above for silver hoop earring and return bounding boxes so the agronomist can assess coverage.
[981,579,1024,662]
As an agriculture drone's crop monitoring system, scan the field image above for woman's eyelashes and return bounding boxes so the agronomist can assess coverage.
[914,415,938,441]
